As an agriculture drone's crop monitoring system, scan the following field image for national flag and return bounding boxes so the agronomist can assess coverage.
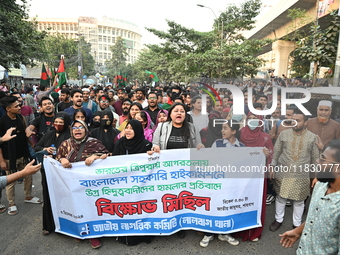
[40,64,50,86]
[56,58,66,91]
[145,70,159,82]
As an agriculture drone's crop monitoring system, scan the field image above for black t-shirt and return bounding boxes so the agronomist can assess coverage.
[144,107,160,125]
[0,117,25,159]
[32,115,54,135]
[58,101,73,112]
[166,126,187,149]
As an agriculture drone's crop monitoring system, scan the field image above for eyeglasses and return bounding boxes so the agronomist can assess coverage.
[72,126,85,130]
[148,97,157,100]
[319,154,340,164]
[100,100,109,103]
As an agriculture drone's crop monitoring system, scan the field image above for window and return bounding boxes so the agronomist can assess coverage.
[124,31,126,37]
[103,36,106,43]
[104,45,107,51]
[103,27,106,34]
[120,30,123,36]
[112,29,115,35]
[99,35,102,42]
[99,53,103,60]
[99,44,102,50]
[107,37,111,43]
[108,53,111,58]
[112,37,115,43]
[104,53,107,59]
[98,27,102,34]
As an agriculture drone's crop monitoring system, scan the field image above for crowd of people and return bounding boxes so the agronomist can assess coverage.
[0,78,339,254]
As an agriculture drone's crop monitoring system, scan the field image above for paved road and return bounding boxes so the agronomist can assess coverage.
[0,172,302,255]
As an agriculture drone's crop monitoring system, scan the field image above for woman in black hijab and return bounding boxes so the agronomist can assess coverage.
[113,119,153,245]
[91,109,120,153]
[113,119,152,155]
[89,111,102,132]
[34,112,71,235]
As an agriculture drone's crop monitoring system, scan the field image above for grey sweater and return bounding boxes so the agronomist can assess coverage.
[152,121,201,150]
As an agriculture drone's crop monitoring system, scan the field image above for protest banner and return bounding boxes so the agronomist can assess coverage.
[44,147,265,238]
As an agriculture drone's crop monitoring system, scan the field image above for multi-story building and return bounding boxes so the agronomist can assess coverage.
[35,16,142,70]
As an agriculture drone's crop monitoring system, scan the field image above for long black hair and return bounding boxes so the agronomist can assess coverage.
[167,102,191,147]
[127,102,143,120]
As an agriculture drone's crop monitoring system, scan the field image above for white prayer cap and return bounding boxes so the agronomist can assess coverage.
[318,100,332,108]
[82,88,90,92]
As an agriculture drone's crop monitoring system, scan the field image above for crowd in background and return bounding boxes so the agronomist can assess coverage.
[0,77,339,253]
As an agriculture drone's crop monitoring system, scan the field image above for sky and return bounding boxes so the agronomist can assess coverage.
[28,0,279,46]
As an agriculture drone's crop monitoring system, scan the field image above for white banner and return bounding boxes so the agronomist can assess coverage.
[44,147,265,239]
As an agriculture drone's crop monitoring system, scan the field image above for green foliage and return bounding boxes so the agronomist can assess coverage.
[136,0,269,81]
[285,8,312,41]
[0,0,47,70]
[42,34,95,79]
[218,0,262,43]
[105,36,128,78]
[291,10,339,77]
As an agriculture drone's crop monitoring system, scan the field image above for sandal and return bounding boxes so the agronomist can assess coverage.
[8,205,18,216]
[90,238,101,249]
[0,204,6,214]
[24,197,42,204]
[43,230,50,235]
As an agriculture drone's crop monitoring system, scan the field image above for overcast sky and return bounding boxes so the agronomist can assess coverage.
[28,0,279,45]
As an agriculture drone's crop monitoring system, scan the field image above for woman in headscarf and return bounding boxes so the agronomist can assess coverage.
[113,119,152,155]
[134,110,153,142]
[55,119,109,249]
[89,111,102,132]
[34,112,71,236]
[152,109,168,132]
[199,110,223,148]
[91,109,120,153]
[112,119,153,246]
[233,112,273,242]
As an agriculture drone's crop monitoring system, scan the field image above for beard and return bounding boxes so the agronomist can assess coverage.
[318,117,329,124]
[122,109,129,115]
[316,170,335,183]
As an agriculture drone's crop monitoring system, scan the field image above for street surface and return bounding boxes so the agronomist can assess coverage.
[0,172,302,255]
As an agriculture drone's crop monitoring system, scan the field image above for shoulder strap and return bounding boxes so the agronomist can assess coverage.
[75,142,86,162]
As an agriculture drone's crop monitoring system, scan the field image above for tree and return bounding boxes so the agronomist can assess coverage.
[78,37,95,77]
[0,0,47,70]
[105,36,128,78]
[43,34,95,79]
[141,0,270,80]
[290,10,339,79]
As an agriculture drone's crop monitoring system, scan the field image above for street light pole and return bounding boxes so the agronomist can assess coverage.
[197,4,222,48]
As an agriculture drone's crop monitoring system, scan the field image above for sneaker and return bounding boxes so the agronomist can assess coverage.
[200,235,214,247]
[286,200,292,207]
[218,234,239,245]
[266,194,275,205]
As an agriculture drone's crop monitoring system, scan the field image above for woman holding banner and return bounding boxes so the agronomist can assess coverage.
[56,119,109,249]
[34,112,71,236]
[151,103,204,239]
[236,112,273,242]
[113,119,154,245]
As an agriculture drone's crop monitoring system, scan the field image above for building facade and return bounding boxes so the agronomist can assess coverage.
[35,16,142,70]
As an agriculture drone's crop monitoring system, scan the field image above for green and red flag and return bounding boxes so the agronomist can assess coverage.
[56,58,66,92]
[40,63,50,86]
[145,70,159,82]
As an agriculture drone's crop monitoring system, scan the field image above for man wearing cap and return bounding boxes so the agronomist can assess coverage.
[306,100,340,148]
[82,88,97,114]
[113,88,127,116]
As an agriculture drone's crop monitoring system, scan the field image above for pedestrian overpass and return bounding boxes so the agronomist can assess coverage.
[243,0,339,76]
